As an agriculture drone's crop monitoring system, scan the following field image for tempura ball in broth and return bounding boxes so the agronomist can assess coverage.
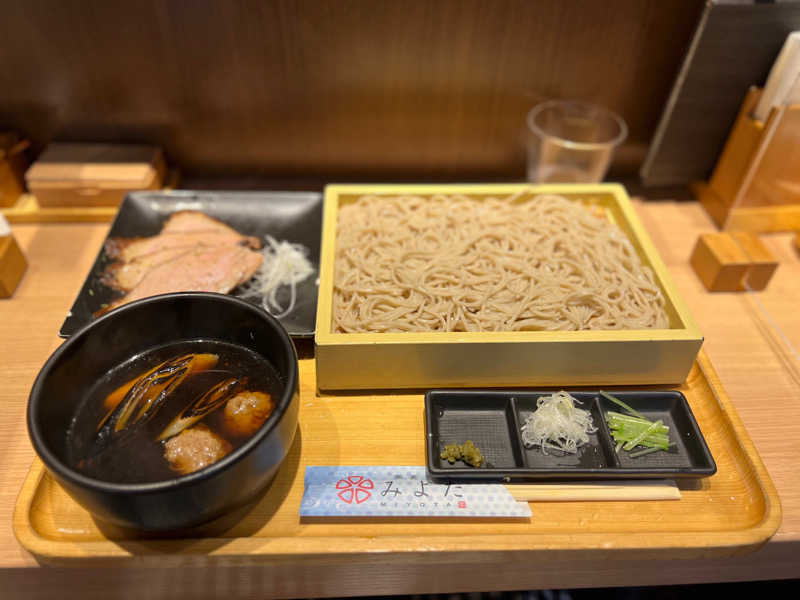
[223,391,274,438]
[164,424,232,475]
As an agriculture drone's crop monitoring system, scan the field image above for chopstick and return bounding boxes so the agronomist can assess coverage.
[505,479,680,502]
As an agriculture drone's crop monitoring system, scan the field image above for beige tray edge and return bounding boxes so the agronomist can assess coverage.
[13,351,782,566]
[695,350,783,540]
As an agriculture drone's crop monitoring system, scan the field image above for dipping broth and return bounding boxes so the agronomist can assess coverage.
[66,340,284,484]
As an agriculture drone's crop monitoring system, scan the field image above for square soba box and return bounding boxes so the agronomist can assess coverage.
[315,183,702,391]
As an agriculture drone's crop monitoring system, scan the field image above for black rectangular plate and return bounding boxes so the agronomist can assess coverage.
[59,190,322,339]
[425,390,716,481]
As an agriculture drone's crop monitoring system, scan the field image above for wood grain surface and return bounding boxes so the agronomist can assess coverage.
[0,199,799,597]
[0,0,702,178]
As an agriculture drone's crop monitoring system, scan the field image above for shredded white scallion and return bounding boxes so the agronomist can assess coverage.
[520,391,597,455]
[238,236,315,319]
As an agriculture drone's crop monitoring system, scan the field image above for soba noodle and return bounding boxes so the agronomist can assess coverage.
[332,193,669,333]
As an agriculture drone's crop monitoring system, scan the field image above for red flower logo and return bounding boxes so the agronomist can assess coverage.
[335,475,374,504]
[458,501,467,509]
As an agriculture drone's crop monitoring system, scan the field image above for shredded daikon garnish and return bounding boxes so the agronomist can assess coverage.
[238,236,315,318]
[520,391,597,455]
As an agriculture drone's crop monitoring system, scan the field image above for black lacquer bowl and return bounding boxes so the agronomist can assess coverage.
[28,292,299,531]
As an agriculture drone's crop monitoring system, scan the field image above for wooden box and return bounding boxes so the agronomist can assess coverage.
[25,143,166,208]
[0,133,28,208]
[315,183,703,391]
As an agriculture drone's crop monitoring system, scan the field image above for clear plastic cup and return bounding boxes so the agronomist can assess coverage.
[525,100,627,183]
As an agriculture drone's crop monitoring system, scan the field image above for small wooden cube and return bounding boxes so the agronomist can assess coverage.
[690,232,777,292]
[730,232,778,291]
[0,234,27,297]
[690,233,749,292]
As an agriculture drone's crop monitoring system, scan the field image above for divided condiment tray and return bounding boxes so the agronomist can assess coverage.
[425,390,716,480]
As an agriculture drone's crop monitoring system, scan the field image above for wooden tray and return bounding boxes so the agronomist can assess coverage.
[13,350,781,566]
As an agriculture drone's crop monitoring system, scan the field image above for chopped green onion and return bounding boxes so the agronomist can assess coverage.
[623,419,663,451]
[617,427,664,440]
[608,425,669,440]
[599,391,647,419]
[612,433,669,446]
[602,393,672,456]
[629,443,677,459]
[605,411,669,431]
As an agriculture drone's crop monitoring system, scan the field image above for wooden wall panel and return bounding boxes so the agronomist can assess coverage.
[0,0,703,178]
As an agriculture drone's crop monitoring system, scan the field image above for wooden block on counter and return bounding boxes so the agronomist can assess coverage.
[730,232,778,291]
[690,233,749,292]
[0,234,27,298]
[690,232,777,292]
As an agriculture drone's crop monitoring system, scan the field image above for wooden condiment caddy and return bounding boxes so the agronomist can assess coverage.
[693,87,800,232]
[0,216,26,298]
[0,133,28,208]
[25,143,166,208]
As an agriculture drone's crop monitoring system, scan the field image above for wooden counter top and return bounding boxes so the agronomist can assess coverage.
[0,200,798,597]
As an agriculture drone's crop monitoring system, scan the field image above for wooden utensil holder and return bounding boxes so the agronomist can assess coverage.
[693,86,800,232]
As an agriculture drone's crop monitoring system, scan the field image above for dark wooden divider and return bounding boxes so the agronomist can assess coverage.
[0,0,702,178]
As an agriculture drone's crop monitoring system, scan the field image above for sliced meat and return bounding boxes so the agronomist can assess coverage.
[97,211,266,316]
[161,211,244,236]
[101,246,195,291]
[105,231,261,263]
[104,245,262,311]
[163,424,231,475]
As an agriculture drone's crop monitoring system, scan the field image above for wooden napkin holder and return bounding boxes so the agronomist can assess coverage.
[693,87,800,232]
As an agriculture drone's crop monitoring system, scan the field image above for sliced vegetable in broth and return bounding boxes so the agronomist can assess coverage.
[157,376,243,441]
[67,340,282,484]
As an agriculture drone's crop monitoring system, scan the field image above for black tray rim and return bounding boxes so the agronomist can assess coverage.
[425,388,717,481]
